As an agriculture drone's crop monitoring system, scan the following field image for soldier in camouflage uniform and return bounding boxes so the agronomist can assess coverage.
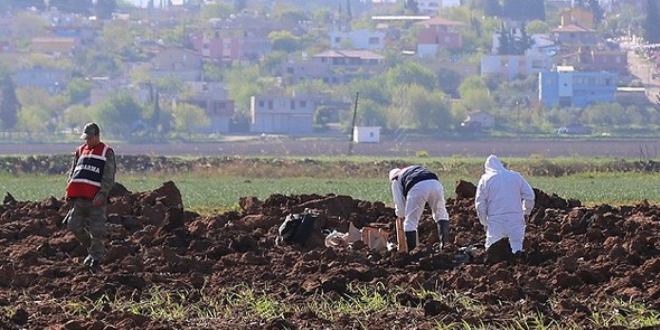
[64,122,116,270]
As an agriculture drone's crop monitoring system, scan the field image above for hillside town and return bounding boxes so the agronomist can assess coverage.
[0,0,658,140]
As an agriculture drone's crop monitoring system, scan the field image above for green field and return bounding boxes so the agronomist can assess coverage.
[3,171,660,214]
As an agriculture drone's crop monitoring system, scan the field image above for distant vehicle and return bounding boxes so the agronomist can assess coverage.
[556,124,592,135]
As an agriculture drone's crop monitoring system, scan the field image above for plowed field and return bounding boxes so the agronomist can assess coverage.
[1,176,659,329]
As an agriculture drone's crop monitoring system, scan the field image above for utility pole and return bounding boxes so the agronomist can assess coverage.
[347,92,359,156]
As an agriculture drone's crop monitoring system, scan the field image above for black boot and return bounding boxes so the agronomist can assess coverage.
[404,231,417,251]
[436,221,450,249]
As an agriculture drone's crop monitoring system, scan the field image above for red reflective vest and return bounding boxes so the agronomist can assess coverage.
[66,142,112,199]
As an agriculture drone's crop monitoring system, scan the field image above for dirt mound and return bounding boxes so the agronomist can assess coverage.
[1,180,659,329]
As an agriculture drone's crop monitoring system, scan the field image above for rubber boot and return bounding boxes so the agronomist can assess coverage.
[437,221,450,249]
[404,231,417,251]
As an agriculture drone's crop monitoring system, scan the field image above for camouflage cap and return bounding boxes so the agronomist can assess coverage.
[80,122,100,140]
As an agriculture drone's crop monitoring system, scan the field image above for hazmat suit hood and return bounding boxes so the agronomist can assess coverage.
[389,168,401,181]
[484,155,506,173]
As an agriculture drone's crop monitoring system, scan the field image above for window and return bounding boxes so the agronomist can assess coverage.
[259,101,264,107]
[300,100,307,107]
[368,37,380,45]
[290,100,295,110]
[268,101,273,109]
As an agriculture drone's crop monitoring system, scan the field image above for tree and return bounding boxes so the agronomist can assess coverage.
[436,68,463,98]
[405,0,419,14]
[16,88,67,132]
[91,91,145,137]
[10,12,47,43]
[514,25,534,56]
[50,0,93,14]
[95,0,117,19]
[234,0,246,12]
[0,74,20,131]
[501,0,544,21]
[172,103,210,137]
[61,104,94,132]
[202,63,225,82]
[226,65,268,117]
[13,0,45,10]
[350,98,387,129]
[405,85,451,131]
[348,78,390,106]
[498,25,533,55]
[384,61,437,91]
[151,90,162,132]
[643,0,660,44]
[588,0,603,26]
[66,78,93,104]
[200,2,234,20]
[484,0,500,17]
[268,30,302,53]
[526,20,549,34]
[497,24,512,55]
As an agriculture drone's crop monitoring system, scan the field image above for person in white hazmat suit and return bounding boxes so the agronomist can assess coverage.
[390,166,450,251]
[475,155,535,255]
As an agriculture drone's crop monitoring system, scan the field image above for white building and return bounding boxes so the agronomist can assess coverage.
[353,126,381,143]
[250,93,315,134]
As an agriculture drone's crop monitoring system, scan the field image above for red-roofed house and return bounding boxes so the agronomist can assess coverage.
[415,16,465,57]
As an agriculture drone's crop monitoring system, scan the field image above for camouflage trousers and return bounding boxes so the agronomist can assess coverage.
[65,198,107,262]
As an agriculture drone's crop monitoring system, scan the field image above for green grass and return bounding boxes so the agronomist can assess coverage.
[17,283,658,329]
[3,172,660,214]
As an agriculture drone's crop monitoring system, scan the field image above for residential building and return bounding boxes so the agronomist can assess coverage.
[482,34,555,79]
[281,49,385,85]
[481,55,538,79]
[189,24,272,64]
[329,29,385,50]
[89,76,126,105]
[441,0,461,7]
[561,46,628,73]
[414,16,464,58]
[462,110,495,129]
[30,37,78,55]
[551,24,598,46]
[417,0,441,14]
[560,7,595,29]
[539,66,617,108]
[150,47,202,81]
[177,82,235,134]
[0,40,13,53]
[0,15,12,39]
[13,68,70,94]
[250,92,315,134]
